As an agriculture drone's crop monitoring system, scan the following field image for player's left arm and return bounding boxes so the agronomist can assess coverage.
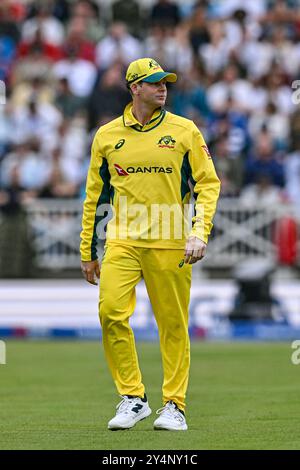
[184,125,221,264]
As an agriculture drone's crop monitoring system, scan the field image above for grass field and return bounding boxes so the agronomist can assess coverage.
[0,340,300,450]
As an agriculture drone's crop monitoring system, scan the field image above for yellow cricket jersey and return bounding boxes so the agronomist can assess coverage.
[80,102,221,261]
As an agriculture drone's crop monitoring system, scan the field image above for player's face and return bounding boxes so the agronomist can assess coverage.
[139,79,167,107]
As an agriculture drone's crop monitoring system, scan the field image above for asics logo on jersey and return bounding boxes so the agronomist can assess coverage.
[158,135,176,149]
[115,139,125,149]
[114,164,173,175]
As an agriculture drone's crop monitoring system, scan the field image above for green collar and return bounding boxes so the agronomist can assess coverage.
[123,102,166,132]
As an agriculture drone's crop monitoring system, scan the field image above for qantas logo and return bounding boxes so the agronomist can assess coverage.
[114,164,129,176]
[114,164,173,175]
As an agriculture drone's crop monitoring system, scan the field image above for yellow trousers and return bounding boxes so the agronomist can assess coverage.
[99,244,192,411]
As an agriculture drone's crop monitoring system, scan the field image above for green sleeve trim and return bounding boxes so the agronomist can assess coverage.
[91,158,111,260]
[180,152,198,221]
[180,152,191,201]
[180,151,198,200]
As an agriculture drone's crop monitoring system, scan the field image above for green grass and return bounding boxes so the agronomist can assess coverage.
[0,340,300,450]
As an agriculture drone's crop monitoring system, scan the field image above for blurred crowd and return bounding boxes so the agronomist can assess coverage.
[0,0,300,210]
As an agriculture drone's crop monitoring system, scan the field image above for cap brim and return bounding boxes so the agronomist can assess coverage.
[142,72,177,83]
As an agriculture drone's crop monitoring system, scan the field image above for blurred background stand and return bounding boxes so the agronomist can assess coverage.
[229,258,281,321]
[0,188,34,278]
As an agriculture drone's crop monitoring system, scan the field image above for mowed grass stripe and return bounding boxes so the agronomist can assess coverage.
[0,341,299,450]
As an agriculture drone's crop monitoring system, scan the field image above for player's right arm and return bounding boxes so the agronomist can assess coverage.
[80,260,100,285]
[80,131,111,284]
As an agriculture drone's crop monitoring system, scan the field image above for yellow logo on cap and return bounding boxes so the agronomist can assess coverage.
[149,59,160,71]
[128,72,139,81]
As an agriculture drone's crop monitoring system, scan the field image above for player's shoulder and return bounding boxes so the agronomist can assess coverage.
[165,112,198,132]
[94,116,124,138]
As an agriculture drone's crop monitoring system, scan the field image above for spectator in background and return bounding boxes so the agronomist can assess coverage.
[18,27,63,62]
[248,101,290,151]
[145,23,193,73]
[269,26,300,78]
[0,1,21,44]
[212,135,244,197]
[208,94,250,159]
[71,0,104,44]
[261,0,300,29]
[95,22,142,71]
[53,120,87,192]
[187,4,209,56]
[111,0,142,38]
[150,0,180,29]
[263,65,295,115]
[199,20,232,76]
[11,97,63,154]
[290,107,300,149]
[223,9,247,52]
[0,2,20,81]
[55,78,85,119]
[245,129,285,188]
[10,76,55,108]
[53,43,97,98]
[39,146,81,199]
[22,2,65,46]
[284,141,300,209]
[247,76,270,112]
[12,30,57,86]
[0,105,13,158]
[88,62,129,130]
[52,0,71,24]
[63,16,96,62]
[210,0,267,19]
[0,138,51,195]
[240,172,283,208]
[171,66,210,121]
[0,35,17,81]
[207,63,254,114]
[237,31,275,80]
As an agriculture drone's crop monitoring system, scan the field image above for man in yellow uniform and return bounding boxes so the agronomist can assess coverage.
[80,58,220,431]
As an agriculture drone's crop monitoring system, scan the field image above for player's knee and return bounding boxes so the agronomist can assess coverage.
[99,299,113,326]
[99,299,127,329]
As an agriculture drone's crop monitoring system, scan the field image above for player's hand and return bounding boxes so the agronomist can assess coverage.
[184,236,207,264]
[80,260,100,285]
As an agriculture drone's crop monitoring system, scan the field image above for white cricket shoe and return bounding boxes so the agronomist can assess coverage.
[153,401,188,431]
[108,394,152,430]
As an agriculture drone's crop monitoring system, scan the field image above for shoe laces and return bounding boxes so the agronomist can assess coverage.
[115,395,140,415]
[156,401,185,422]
